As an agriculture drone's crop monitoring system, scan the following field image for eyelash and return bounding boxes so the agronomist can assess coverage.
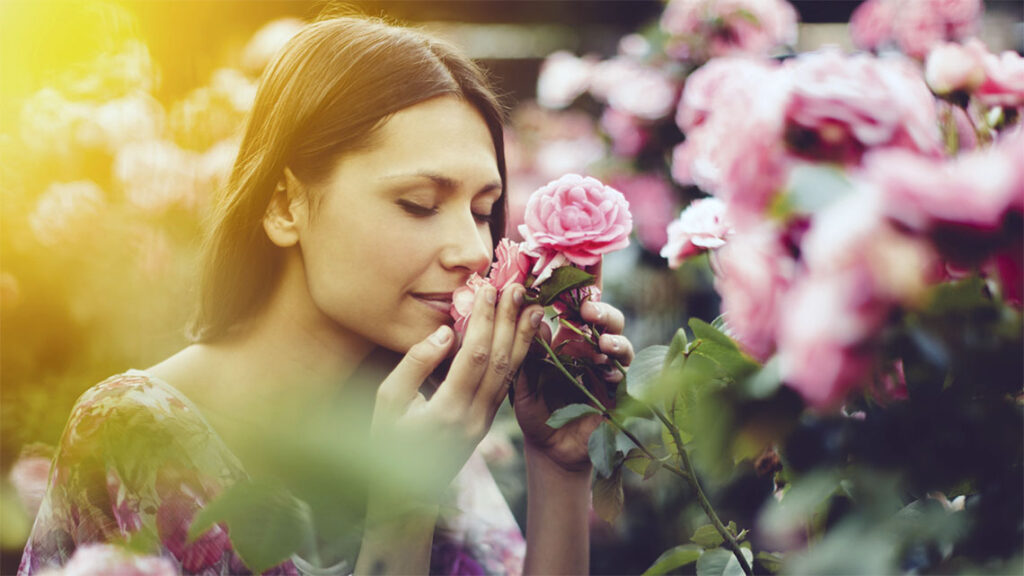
[398,200,493,224]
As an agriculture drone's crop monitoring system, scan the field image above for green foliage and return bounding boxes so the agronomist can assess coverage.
[189,479,315,574]
[695,547,753,576]
[588,420,621,478]
[536,266,595,306]
[690,523,726,548]
[593,467,625,524]
[625,345,671,405]
[546,403,600,429]
[641,544,703,575]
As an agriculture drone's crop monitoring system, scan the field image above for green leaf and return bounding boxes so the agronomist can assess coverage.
[623,448,651,476]
[755,551,784,573]
[546,403,600,429]
[189,479,315,574]
[536,266,595,306]
[688,318,760,382]
[588,420,618,478]
[643,458,663,481]
[759,471,841,538]
[665,328,689,371]
[641,544,703,576]
[625,345,669,404]
[592,466,624,524]
[696,547,753,576]
[741,357,781,399]
[691,524,725,548]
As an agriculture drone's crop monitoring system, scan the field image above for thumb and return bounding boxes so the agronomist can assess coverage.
[377,326,454,411]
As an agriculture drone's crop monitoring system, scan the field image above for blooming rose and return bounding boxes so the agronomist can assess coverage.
[925,40,986,95]
[711,225,794,361]
[536,51,596,110]
[590,58,678,121]
[850,0,982,60]
[37,544,177,576]
[451,274,489,334]
[489,238,533,293]
[661,0,798,61]
[661,198,734,268]
[784,50,943,164]
[600,108,649,157]
[675,57,778,132]
[10,446,52,521]
[976,49,1024,108]
[849,0,895,52]
[518,174,632,285]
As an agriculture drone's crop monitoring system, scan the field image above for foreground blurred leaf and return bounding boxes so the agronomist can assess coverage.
[592,466,624,524]
[642,544,703,575]
[626,345,669,404]
[588,420,619,478]
[696,546,753,576]
[546,403,600,429]
[189,479,314,574]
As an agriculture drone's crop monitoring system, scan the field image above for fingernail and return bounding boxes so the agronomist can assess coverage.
[592,303,604,320]
[512,287,524,306]
[530,310,543,327]
[484,286,496,304]
[432,326,451,346]
[609,337,621,352]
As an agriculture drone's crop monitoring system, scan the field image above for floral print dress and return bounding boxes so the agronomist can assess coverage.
[19,371,526,575]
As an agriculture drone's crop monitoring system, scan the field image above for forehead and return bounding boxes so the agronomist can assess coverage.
[323,96,501,189]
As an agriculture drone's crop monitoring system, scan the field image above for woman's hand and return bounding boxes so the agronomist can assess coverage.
[513,299,635,473]
[369,282,543,500]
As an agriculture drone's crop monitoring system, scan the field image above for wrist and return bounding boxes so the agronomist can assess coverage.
[524,442,593,482]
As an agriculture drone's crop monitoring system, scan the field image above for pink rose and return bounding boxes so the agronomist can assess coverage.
[925,40,986,95]
[661,0,798,61]
[710,225,794,361]
[39,544,178,576]
[851,0,983,60]
[489,238,533,293]
[784,50,943,164]
[609,173,677,253]
[676,57,778,132]
[600,108,649,157]
[661,198,734,268]
[451,274,489,334]
[518,174,633,285]
[592,58,678,121]
[536,51,596,110]
[976,49,1024,108]
[849,0,896,52]
[9,448,52,522]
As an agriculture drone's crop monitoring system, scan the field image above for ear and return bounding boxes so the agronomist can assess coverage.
[263,167,308,248]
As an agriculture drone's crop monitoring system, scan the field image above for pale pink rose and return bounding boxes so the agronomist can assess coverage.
[784,50,943,164]
[676,57,778,132]
[976,49,1024,108]
[849,0,896,52]
[518,174,633,285]
[10,447,52,521]
[711,225,794,361]
[451,274,488,334]
[38,544,177,576]
[605,62,679,121]
[661,0,798,61]
[777,274,881,410]
[537,51,596,110]
[610,173,678,253]
[925,40,986,95]
[489,238,533,293]
[892,1,948,60]
[661,198,734,268]
[618,34,651,59]
[600,108,649,157]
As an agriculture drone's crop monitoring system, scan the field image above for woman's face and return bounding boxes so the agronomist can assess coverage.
[296,96,501,353]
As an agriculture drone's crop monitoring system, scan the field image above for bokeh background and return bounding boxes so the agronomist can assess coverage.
[2,1,1022,573]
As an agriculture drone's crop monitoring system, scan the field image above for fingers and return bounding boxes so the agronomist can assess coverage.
[580,300,626,335]
[377,326,454,414]
[477,286,541,411]
[599,332,634,367]
[436,284,498,408]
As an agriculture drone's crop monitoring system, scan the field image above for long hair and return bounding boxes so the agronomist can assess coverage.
[188,16,507,342]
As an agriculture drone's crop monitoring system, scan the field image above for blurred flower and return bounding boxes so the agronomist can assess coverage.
[675,57,778,132]
[170,83,248,151]
[64,41,158,100]
[196,138,241,203]
[661,0,798,61]
[610,173,678,253]
[19,88,91,159]
[29,180,105,246]
[76,92,165,153]
[925,40,987,96]
[976,49,1024,109]
[0,272,19,310]
[133,228,174,280]
[37,543,177,576]
[599,108,649,157]
[534,137,605,180]
[519,174,633,284]
[617,34,651,59]
[210,68,258,113]
[242,17,306,75]
[850,0,983,60]
[661,197,733,268]
[114,140,201,213]
[536,51,596,110]
[10,445,52,522]
[591,57,678,121]
[711,225,794,361]
[783,50,943,164]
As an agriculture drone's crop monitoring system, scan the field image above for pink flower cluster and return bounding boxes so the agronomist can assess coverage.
[925,40,1024,108]
[37,544,177,576]
[850,0,983,60]
[451,174,633,333]
[660,0,799,62]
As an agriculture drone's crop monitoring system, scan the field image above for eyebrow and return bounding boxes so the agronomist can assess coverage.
[381,171,502,197]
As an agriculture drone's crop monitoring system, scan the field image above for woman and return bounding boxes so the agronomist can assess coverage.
[19,15,634,576]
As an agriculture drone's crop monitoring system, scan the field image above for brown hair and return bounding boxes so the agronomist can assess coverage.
[188,15,507,342]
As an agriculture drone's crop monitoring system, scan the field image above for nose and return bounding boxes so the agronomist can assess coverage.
[439,210,492,274]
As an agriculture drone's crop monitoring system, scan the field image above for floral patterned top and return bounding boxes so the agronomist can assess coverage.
[19,371,526,575]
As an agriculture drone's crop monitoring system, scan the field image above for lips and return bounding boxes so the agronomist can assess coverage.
[411,292,454,316]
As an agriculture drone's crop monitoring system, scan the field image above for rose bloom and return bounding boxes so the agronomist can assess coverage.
[605,62,678,122]
[10,447,52,521]
[451,273,489,334]
[36,544,177,576]
[925,40,987,95]
[489,238,533,293]
[976,49,1024,108]
[675,57,779,132]
[849,0,896,52]
[783,50,943,165]
[610,173,677,253]
[536,51,596,110]
[600,108,649,158]
[661,197,734,268]
[711,225,794,361]
[660,0,798,61]
[518,174,633,284]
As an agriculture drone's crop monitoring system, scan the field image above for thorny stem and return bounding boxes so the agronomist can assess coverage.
[557,318,629,376]
[534,336,691,483]
[651,406,753,576]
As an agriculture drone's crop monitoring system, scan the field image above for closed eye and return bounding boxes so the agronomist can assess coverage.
[397,200,438,217]
[473,212,493,224]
